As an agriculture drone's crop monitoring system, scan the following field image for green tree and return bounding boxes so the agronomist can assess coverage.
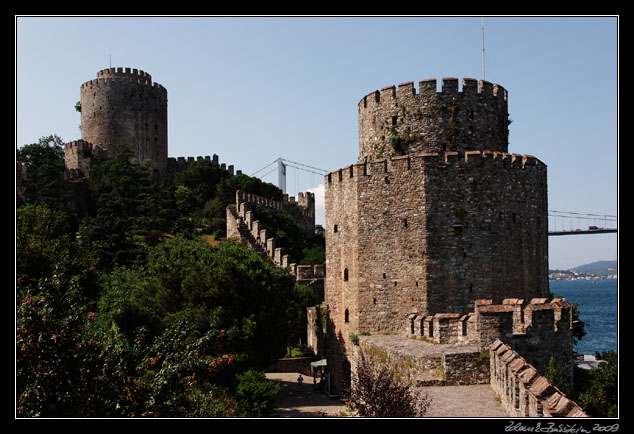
[578,350,618,417]
[16,268,112,417]
[16,204,76,286]
[122,237,296,367]
[203,174,283,238]
[17,134,68,209]
[544,355,569,395]
[234,369,280,417]
[80,145,168,269]
[174,158,228,205]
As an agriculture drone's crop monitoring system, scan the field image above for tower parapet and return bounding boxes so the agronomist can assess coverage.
[358,78,509,161]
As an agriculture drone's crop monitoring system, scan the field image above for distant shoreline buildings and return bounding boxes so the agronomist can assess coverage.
[548,270,617,281]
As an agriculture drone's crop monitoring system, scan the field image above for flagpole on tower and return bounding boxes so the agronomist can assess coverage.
[481,17,486,81]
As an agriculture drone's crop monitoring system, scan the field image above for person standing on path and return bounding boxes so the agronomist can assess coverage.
[297,374,304,391]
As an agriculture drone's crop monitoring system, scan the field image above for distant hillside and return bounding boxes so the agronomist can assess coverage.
[570,260,617,275]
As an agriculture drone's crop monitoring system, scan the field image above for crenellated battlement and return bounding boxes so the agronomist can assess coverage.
[81,67,166,93]
[64,139,104,152]
[358,78,510,160]
[229,189,316,262]
[166,153,242,177]
[227,196,325,305]
[63,139,109,176]
[406,297,573,348]
[235,189,316,223]
[96,67,152,80]
[490,340,587,417]
[359,78,507,110]
[325,149,545,187]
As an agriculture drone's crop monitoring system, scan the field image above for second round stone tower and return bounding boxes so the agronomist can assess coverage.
[358,77,509,160]
[80,67,168,177]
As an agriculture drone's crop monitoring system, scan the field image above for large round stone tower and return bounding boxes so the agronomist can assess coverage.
[79,67,168,177]
[324,78,549,394]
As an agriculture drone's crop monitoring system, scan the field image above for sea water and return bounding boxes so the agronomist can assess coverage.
[549,279,618,356]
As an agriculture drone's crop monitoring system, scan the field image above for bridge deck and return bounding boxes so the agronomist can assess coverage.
[548,229,617,236]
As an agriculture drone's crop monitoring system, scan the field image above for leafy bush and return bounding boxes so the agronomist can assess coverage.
[234,370,280,417]
[350,351,430,417]
[577,350,618,417]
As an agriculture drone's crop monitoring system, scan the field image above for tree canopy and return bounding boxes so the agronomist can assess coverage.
[16,136,319,417]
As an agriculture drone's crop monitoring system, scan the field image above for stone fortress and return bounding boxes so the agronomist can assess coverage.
[42,68,586,417]
[321,78,587,416]
[63,67,243,180]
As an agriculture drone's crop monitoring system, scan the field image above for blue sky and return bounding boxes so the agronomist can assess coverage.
[16,15,618,270]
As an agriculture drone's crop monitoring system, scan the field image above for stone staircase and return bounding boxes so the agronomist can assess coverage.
[227,204,269,259]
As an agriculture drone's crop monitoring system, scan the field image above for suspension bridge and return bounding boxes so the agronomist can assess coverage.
[251,158,329,196]
[251,159,617,237]
[548,210,617,236]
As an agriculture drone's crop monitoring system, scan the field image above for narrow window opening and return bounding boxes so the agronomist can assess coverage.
[343,268,348,281]
[384,176,390,184]
[344,309,349,323]
[382,273,387,279]
[469,284,473,293]
[373,298,377,305]
[403,218,408,228]
[393,281,398,287]
[392,115,398,126]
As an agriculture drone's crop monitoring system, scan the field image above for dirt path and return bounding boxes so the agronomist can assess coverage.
[265,372,352,417]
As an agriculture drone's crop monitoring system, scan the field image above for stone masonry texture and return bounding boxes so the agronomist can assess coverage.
[79,67,168,177]
[324,78,550,396]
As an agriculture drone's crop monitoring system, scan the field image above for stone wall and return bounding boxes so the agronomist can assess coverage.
[266,357,316,377]
[63,139,109,177]
[227,191,325,304]
[167,154,241,178]
[490,340,587,417]
[358,78,509,161]
[349,335,490,390]
[404,297,575,382]
[235,189,315,238]
[324,150,549,340]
